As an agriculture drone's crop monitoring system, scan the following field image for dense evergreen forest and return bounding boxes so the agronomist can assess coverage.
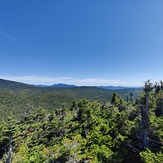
[0,79,141,120]
[0,79,163,162]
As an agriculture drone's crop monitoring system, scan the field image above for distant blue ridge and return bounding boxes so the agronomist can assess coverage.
[35,83,141,90]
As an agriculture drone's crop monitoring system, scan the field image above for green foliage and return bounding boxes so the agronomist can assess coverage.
[140,148,163,163]
[0,81,163,163]
[0,79,142,121]
[0,99,134,162]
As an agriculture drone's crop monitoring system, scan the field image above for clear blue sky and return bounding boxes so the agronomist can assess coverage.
[0,0,163,86]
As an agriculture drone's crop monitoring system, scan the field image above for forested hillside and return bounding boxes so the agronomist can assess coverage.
[0,79,142,120]
[0,80,163,162]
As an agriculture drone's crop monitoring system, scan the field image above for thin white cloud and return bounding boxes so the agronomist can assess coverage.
[0,75,141,86]
[69,78,128,86]
[143,65,163,73]
[0,29,18,44]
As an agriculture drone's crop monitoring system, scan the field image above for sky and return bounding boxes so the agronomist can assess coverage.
[0,0,163,86]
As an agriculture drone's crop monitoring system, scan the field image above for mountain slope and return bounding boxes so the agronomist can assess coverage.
[0,78,142,99]
[0,78,35,90]
[0,78,142,120]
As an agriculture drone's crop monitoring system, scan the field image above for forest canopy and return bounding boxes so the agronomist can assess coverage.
[0,80,163,163]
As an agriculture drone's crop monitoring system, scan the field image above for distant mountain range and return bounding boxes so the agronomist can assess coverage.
[35,83,77,88]
[0,78,141,91]
[36,83,141,90]
[97,86,127,90]
[0,78,143,120]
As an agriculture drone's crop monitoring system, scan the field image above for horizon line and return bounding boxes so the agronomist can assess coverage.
[0,75,143,87]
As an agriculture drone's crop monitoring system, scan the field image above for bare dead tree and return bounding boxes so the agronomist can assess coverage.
[141,80,153,148]
[127,80,162,153]
[6,135,12,163]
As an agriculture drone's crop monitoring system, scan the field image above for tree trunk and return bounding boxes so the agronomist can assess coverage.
[141,92,149,148]
[6,135,12,163]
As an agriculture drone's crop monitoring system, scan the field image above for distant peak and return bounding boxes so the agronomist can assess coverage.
[51,83,77,88]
